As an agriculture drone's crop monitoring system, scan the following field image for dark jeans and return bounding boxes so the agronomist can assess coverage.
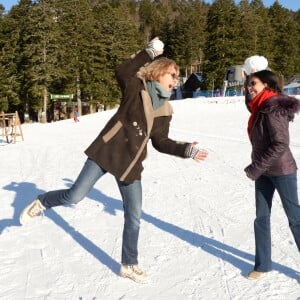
[254,173,300,272]
[38,158,142,265]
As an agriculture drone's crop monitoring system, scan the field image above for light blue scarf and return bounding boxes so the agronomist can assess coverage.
[146,81,171,110]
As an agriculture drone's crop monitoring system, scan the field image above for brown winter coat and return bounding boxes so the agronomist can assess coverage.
[85,50,189,184]
[245,94,300,180]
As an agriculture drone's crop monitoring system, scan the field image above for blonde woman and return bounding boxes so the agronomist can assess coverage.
[20,38,207,283]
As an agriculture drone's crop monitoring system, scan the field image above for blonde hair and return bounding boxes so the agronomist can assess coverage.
[138,57,179,81]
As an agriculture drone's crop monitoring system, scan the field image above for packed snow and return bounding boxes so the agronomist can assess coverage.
[0,96,300,300]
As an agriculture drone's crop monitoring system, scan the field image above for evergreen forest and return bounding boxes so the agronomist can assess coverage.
[0,0,299,122]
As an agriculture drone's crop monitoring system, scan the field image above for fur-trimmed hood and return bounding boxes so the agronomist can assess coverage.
[260,94,300,121]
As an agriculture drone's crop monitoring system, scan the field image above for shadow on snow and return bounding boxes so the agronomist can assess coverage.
[2,179,299,281]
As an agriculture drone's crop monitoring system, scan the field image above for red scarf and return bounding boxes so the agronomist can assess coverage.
[247,89,278,139]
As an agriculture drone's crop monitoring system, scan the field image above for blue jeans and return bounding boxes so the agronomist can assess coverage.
[254,173,300,272]
[38,158,142,265]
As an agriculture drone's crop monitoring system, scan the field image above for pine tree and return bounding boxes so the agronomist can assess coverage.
[203,0,241,89]
[1,0,299,117]
[166,1,208,76]
[90,1,141,109]
[138,0,165,40]
[19,0,66,122]
[268,1,300,78]
[0,0,33,117]
[50,0,96,117]
[249,0,273,62]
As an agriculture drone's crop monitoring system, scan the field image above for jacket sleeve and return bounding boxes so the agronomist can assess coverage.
[150,116,190,158]
[244,112,289,180]
[115,50,152,93]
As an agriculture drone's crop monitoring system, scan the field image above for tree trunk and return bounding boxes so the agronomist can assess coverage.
[41,86,48,123]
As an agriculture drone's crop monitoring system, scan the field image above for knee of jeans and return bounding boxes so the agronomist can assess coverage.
[255,215,270,225]
[61,193,83,205]
[255,209,271,218]
[124,215,141,228]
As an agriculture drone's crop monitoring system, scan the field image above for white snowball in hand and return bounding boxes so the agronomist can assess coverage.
[152,39,164,51]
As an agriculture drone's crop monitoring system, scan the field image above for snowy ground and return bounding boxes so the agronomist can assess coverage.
[0,96,300,300]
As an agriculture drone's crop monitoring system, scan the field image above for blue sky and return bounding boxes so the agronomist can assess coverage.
[1,0,299,12]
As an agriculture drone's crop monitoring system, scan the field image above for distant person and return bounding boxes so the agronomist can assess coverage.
[242,55,269,112]
[73,108,79,122]
[244,69,300,280]
[19,38,208,284]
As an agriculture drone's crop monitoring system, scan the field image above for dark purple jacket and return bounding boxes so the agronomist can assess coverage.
[245,94,300,180]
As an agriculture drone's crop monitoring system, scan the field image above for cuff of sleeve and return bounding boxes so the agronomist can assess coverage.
[184,144,199,158]
[145,48,155,60]
[244,166,255,180]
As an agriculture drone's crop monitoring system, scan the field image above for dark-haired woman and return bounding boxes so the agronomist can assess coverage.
[244,69,300,280]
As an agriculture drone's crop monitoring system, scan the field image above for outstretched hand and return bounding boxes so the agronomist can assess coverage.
[193,149,208,162]
[190,142,208,163]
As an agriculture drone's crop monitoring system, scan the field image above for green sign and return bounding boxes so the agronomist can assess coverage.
[50,94,74,100]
